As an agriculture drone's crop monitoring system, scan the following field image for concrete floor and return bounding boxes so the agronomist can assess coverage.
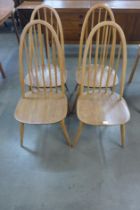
[0,32,140,210]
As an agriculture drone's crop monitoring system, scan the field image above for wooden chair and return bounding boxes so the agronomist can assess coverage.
[24,4,68,91]
[73,21,130,147]
[15,20,71,146]
[71,3,116,111]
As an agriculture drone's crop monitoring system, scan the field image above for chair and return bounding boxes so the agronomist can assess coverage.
[73,21,130,147]
[71,3,116,111]
[15,20,71,146]
[24,5,68,91]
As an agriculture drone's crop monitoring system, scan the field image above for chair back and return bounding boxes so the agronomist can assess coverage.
[19,20,65,97]
[80,21,127,98]
[30,4,64,53]
[78,3,115,68]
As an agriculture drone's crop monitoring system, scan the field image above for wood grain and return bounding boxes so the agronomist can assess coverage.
[15,91,68,124]
[77,91,130,125]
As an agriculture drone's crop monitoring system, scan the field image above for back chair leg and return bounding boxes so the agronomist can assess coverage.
[20,122,24,146]
[60,119,71,146]
[65,84,69,93]
[11,12,20,43]
[67,101,71,116]
[71,84,80,113]
[0,63,6,78]
[65,84,71,115]
[28,86,31,91]
[69,84,78,100]
[120,124,125,147]
[73,121,84,147]
[128,47,140,84]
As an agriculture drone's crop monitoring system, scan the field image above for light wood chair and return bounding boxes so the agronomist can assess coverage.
[24,4,68,91]
[15,20,71,146]
[71,3,116,111]
[73,21,130,147]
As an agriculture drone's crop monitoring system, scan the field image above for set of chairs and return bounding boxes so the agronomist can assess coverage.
[14,3,130,148]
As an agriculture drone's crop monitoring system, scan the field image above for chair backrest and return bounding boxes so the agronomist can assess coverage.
[30,4,64,53]
[19,20,65,97]
[78,3,115,68]
[80,21,127,98]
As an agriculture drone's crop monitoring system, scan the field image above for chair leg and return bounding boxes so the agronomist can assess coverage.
[20,122,24,146]
[120,124,125,147]
[0,63,6,78]
[28,86,31,91]
[71,84,80,113]
[69,84,78,101]
[128,48,140,84]
[65,84,69,93]
[73,121,84,147]
[60,119,71,146]
[14,10,21,27]
[67,100,71,116]
[65,84,71,115]
[11,12,20,43]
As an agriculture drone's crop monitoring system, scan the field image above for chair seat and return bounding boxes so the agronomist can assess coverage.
[25,64,67,87]
[15,91,67,124]
[77,91,130,125]
[76,64,119,87]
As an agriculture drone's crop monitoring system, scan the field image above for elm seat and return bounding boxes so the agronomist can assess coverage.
[77,91,130,126]
[15,91,67,124]
[76,64,119,87]
[25,65,67,87]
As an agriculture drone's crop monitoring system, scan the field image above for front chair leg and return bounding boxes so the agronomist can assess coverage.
[60,119,71,146]
[73,121,84,147]
[20,122,24,146]
[120,124,125,147]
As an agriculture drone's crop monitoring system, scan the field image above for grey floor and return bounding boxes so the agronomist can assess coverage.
[0,32,140,210]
